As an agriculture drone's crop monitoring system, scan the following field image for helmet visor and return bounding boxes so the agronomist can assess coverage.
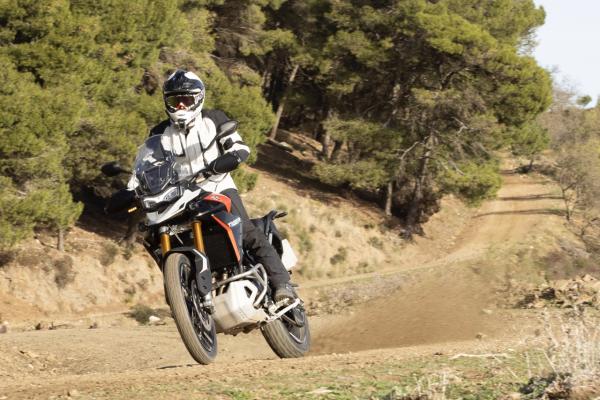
[165,94,201,111]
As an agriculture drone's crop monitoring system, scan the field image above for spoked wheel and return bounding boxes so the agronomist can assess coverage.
[261,303,311,358]
[164,253,217,364]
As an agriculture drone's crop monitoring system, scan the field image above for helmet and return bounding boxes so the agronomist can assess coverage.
[163,70,205,130]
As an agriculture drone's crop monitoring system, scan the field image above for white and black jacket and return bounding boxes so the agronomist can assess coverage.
[128,110,250,193]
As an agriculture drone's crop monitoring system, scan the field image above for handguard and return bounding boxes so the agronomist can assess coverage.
[105,188,136,214]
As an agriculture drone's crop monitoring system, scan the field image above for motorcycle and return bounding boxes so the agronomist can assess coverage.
[101,120,310,364]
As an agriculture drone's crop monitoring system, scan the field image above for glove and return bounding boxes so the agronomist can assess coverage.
[207,150,248,175]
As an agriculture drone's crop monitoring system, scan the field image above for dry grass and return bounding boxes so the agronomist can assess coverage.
[244,185,403,280]
[541,314,600,397]
[522,313,600,399]
[382,371,458,400]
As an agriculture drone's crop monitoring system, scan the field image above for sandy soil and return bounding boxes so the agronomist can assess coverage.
[0,168,568,399]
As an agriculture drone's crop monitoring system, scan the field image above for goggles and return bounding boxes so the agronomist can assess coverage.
[165,93,202,111]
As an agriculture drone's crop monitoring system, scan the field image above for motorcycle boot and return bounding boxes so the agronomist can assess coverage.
[273,282,297,303]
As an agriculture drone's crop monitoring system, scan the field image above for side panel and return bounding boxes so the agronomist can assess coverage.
[213,211,242,260]
[201,211,242,270]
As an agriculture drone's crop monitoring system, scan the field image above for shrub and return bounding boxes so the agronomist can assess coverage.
[54,256,76,288]
[232,168,258,193]
[128,304,155,325]
[521,314,600,399]
[330,247,348,265]
[0,251,14,267]
[368,236,384,250]
[100,242,119,266]
[440,160,502,206]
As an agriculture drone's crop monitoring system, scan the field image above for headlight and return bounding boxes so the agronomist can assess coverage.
[141,186,181,209]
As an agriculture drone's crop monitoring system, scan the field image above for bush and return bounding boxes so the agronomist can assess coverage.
[330,247,348,265]
[440,160,502,205]
[100,242,119,266]
[128,304,156,325]
[54,256,76,288]
[232,168,258,193]
[0,251,14,267]
[524,314,600,399]
[368,236,384,249]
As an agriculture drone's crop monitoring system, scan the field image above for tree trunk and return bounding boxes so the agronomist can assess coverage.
[57,227,64,252]
[269,64,299,140]
[405,136,434,235]
[330,140,344,162]
[321,131,331,160]
[385,181,393,217]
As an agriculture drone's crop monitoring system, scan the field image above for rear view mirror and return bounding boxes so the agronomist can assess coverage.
[217,120,238,138]
[101,161,129,177]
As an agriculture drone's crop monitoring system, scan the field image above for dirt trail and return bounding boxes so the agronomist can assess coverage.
[0,170,565,399]
[312,171,563,354]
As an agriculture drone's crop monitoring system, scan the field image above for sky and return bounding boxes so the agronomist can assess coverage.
[533,0,600,104]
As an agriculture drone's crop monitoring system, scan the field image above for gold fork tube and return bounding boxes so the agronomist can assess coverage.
[160,232,171,255]
[192,221,205,252]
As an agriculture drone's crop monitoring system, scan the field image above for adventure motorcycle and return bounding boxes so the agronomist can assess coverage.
[102,120,310,364]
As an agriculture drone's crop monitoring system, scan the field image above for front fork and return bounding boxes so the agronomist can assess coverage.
[160,222,214,312]
[159,221,204,255]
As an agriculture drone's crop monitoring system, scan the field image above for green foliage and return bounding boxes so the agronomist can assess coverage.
[0,0,554,246]
[313,160,389,190]
[232,168,259,193]
[283,0,550,227]
[440,160,502,205]
[510,121,549,164]
[0,0,274,248]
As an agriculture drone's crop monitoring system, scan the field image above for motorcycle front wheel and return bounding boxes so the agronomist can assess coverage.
[261,305,311,358]
[164,253,217,364]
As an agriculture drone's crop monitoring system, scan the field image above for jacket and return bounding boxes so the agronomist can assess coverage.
[128,109,250,193]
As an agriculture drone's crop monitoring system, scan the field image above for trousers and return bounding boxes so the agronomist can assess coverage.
[221,188,290,286]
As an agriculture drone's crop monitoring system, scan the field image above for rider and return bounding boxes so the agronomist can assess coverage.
[129,69,295,302]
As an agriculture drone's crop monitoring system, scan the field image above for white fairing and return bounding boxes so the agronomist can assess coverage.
[213,280,268,333]
[146,187,202,226]
[280,239,298,271]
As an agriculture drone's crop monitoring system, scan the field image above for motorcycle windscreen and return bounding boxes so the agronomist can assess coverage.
[133,135,176,195]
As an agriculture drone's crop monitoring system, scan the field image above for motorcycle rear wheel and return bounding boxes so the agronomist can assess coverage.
[261,305,310,358]
[164,253,217,364]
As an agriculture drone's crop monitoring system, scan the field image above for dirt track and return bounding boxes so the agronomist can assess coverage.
[0,170,565,399]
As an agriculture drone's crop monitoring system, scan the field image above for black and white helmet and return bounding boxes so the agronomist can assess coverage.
[163,69,205,129]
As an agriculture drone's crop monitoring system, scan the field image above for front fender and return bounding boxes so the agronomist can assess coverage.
[163,247,212,297]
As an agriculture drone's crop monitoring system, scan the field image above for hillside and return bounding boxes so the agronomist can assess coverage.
[2,155,597,399]
[0,142,472,323]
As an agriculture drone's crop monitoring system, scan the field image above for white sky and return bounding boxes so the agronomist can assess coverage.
[533,0,600,105]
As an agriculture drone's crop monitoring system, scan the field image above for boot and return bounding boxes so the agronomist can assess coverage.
[273,282,297,303]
